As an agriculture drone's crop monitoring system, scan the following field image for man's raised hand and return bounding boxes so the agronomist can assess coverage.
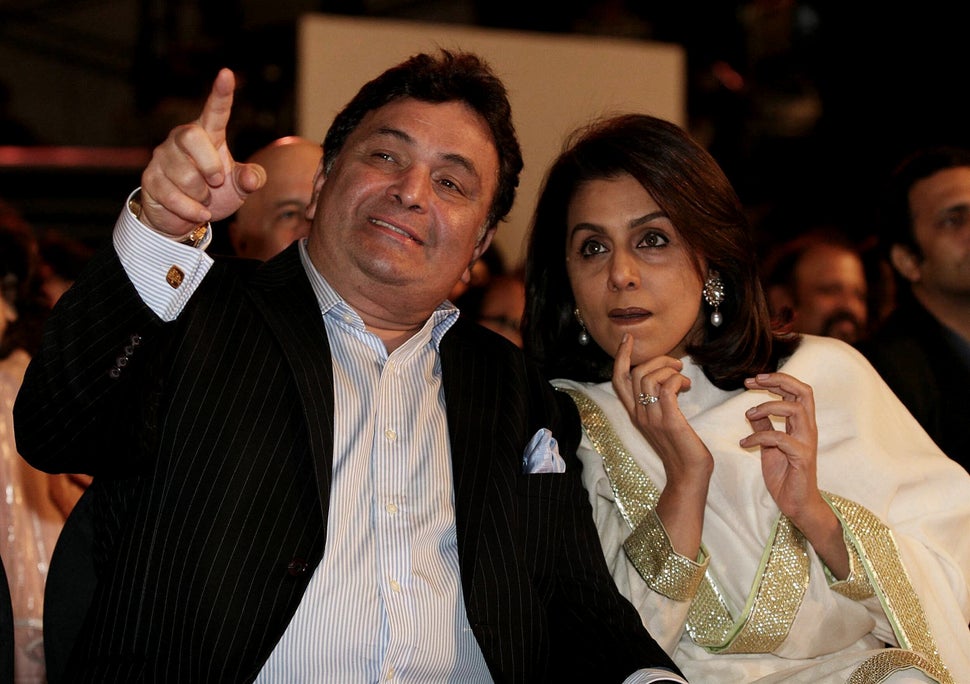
[139,68,267,237]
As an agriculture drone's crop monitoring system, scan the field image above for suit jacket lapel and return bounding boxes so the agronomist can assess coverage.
[440,321,500,591]
[245,245,336,521]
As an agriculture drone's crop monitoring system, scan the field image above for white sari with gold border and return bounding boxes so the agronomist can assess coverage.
[554,335,970,684]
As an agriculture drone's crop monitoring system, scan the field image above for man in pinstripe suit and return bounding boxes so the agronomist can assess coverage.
[14,51,685,683]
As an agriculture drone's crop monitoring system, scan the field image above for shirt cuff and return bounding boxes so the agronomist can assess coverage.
[622,668,689,684]
[113,188,214,322]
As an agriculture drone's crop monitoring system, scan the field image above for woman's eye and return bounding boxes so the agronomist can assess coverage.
[638,231,670,248]
[579,239,608,257]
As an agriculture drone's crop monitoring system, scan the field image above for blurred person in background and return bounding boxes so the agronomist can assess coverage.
[227,136,322,260]
[862,145,970,472]
[0,200,62,683]
[36,230,95,308]
[762,226,869,345]
[477,268,525,347]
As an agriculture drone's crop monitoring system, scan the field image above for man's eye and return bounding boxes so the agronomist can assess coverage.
[942,208,970,230]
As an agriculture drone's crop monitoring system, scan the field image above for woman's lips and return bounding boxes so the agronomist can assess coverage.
[608,308,651,325]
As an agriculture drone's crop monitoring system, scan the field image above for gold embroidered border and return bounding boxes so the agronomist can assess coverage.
[827,494,952,684]
[560,387,807,653]
[712,517,808,654]
[826,528,875,601]
[623,510,708,601]
[848,648,941,684]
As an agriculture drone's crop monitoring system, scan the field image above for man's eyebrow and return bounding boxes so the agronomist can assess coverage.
[272,199,306,209]
[441,152,478,177]
[375,126,413,144]
[942,201,970,213]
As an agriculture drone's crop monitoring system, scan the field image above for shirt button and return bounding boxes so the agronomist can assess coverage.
[385,502,398,515]
[384,429,397,442]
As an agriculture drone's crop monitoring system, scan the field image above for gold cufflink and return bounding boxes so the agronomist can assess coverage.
[166,266,185,288]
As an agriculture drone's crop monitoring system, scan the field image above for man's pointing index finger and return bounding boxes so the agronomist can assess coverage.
[199,68,236,143]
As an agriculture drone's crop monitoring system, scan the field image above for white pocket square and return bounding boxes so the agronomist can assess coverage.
[522,428,566,474]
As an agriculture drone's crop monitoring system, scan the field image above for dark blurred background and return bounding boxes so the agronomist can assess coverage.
[2,0,969,248]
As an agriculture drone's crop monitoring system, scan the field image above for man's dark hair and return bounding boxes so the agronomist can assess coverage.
[322,50,522,230]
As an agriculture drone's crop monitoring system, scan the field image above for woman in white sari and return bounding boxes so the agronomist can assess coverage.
[522,114,970,683]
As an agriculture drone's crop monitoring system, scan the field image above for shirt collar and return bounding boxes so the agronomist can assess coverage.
[297,239,460,351]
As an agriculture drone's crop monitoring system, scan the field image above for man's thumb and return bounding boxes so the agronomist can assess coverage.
[234,161,267,198]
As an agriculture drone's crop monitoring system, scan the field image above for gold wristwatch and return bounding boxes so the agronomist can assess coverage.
[128,193,210,248]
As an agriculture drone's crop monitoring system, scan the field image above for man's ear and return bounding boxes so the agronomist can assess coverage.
[890,244,921,284]
[458,227,497,286]
[306,158,327,221]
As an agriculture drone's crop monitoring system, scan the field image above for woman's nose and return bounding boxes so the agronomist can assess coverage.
[608,251,640,291]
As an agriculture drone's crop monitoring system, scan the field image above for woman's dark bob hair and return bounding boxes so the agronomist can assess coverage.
[522,113,796,389]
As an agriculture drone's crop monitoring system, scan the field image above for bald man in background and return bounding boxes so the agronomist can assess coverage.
[228,136,322,260]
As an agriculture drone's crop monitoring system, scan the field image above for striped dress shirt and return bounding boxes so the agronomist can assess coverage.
[256,247,492,681]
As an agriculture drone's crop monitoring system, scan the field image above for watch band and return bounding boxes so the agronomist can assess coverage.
[127,193,210,248]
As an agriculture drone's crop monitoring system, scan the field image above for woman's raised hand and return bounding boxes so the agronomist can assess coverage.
[740,371,848,577]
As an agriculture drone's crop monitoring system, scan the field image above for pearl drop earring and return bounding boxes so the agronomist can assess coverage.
[574,307,590,345]
[703,271,725,327]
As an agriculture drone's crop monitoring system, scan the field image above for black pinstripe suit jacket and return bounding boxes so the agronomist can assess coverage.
[14,243,679,683]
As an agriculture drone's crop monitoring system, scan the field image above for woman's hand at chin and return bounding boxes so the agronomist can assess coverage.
[612,333,713,557]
